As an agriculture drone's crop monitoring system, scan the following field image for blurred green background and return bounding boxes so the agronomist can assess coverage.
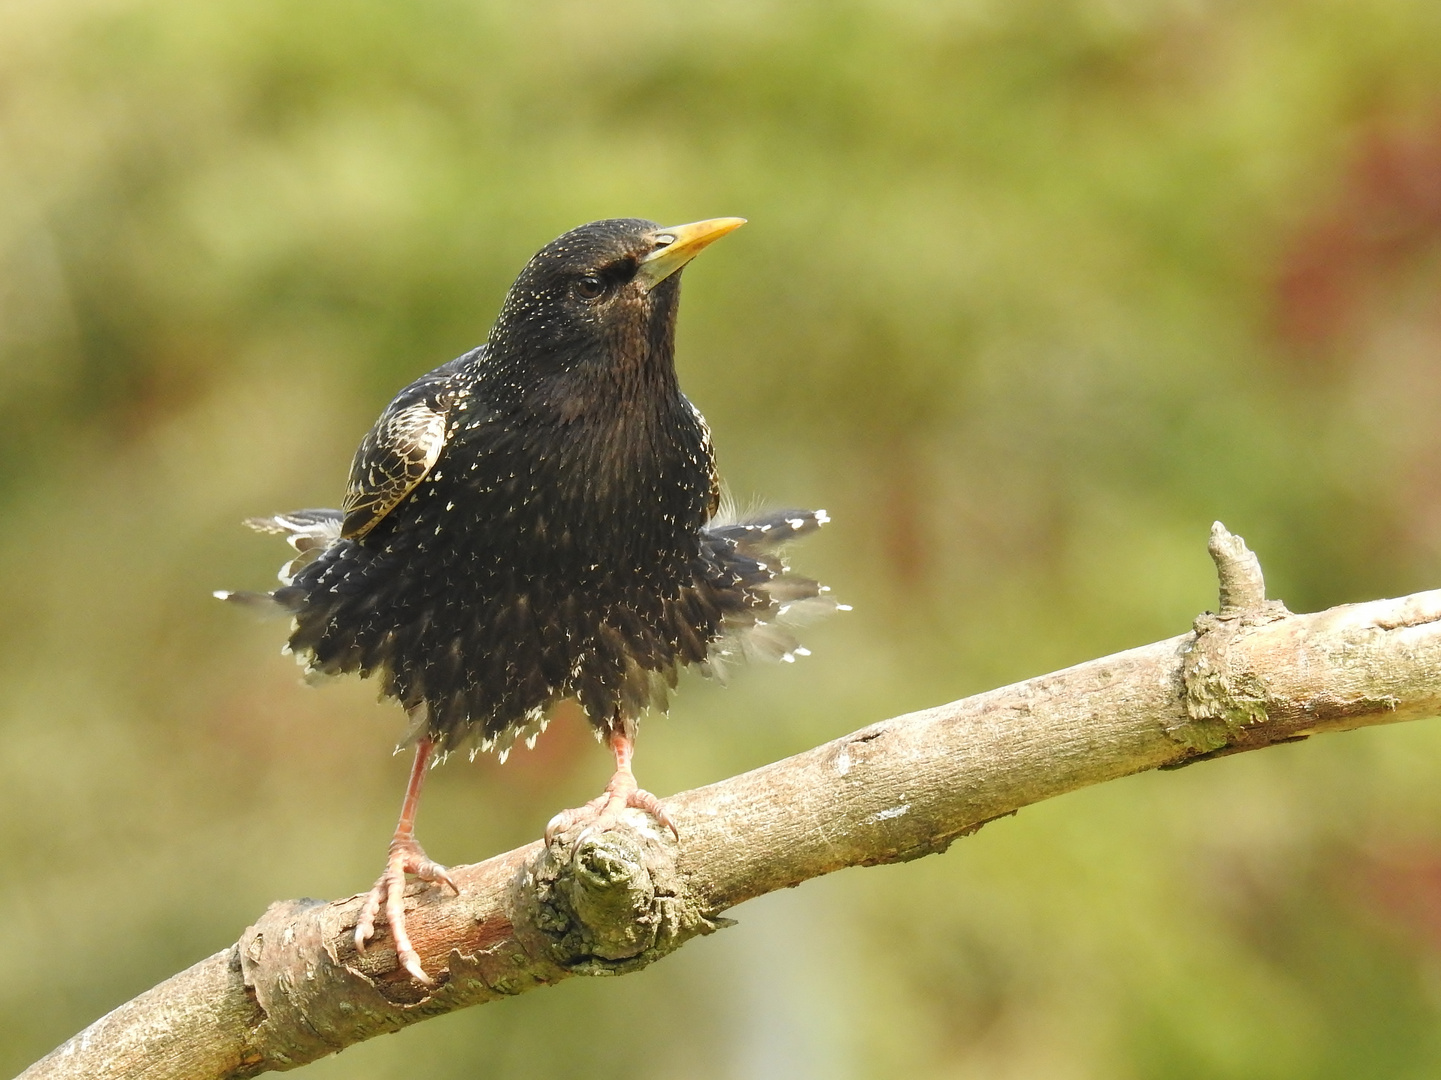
[6,0,1441,1076]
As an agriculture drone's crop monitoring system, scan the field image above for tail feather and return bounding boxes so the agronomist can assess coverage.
[699,506,844,681]
[242,508,344,584]
[706,507,830,549]
[212,589,289,617]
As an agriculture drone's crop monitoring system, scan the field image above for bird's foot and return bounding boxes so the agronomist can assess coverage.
[353,835,458,984]
[545,770,677,845]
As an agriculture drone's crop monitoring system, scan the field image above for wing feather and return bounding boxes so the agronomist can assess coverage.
[685,394,722,520]
[341,359,465,539]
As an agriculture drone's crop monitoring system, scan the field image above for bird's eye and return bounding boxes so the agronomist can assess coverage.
[575,275,604,299]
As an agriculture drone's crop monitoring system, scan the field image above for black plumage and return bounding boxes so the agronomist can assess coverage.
[222,217,838,981]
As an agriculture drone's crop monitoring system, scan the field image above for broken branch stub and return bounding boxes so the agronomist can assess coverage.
[1208,520,1269,615]
[529,814,731,975]
[1176,521,1294,753]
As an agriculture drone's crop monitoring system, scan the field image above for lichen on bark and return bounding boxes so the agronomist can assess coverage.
[528,812,731,976]
[1173,522,1291,753]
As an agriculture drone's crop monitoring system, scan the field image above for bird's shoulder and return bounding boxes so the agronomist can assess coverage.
[341,349,480,540]
[683,394,722,519]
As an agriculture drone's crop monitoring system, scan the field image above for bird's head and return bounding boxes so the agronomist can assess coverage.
[486,217,745,386]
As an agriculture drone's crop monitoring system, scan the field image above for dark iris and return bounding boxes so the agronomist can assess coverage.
[575,275,604,299]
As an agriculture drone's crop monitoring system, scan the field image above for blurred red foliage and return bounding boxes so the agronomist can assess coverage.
[1277,112,1441,349]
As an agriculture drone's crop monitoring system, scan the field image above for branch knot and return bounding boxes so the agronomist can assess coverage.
[1173,522,1292,753]
[528,813,729,976]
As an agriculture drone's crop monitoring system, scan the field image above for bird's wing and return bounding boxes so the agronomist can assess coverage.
[685,395,722,519]
[341,357,467,540]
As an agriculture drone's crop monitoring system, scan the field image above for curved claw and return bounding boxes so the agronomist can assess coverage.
[625,787,679,840]
[352,836,456,984]
[545,793,609,845]
[546,780,679,846]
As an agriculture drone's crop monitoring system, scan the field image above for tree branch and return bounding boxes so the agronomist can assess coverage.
[21,524,1441,1080]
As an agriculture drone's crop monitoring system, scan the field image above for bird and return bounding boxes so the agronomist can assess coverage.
[219,217,840,983]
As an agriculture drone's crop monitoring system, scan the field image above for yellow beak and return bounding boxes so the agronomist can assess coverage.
[637,217,747,291]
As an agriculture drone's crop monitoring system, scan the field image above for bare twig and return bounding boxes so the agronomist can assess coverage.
[19,524,1441,1080]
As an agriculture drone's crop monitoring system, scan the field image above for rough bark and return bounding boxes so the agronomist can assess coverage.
[19,523,1441,1080]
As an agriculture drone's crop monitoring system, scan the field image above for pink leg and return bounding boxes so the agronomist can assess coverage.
[545,728,677,844]
[353,737,458,984]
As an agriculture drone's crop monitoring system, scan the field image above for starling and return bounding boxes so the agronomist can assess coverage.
[220,217,839,982]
